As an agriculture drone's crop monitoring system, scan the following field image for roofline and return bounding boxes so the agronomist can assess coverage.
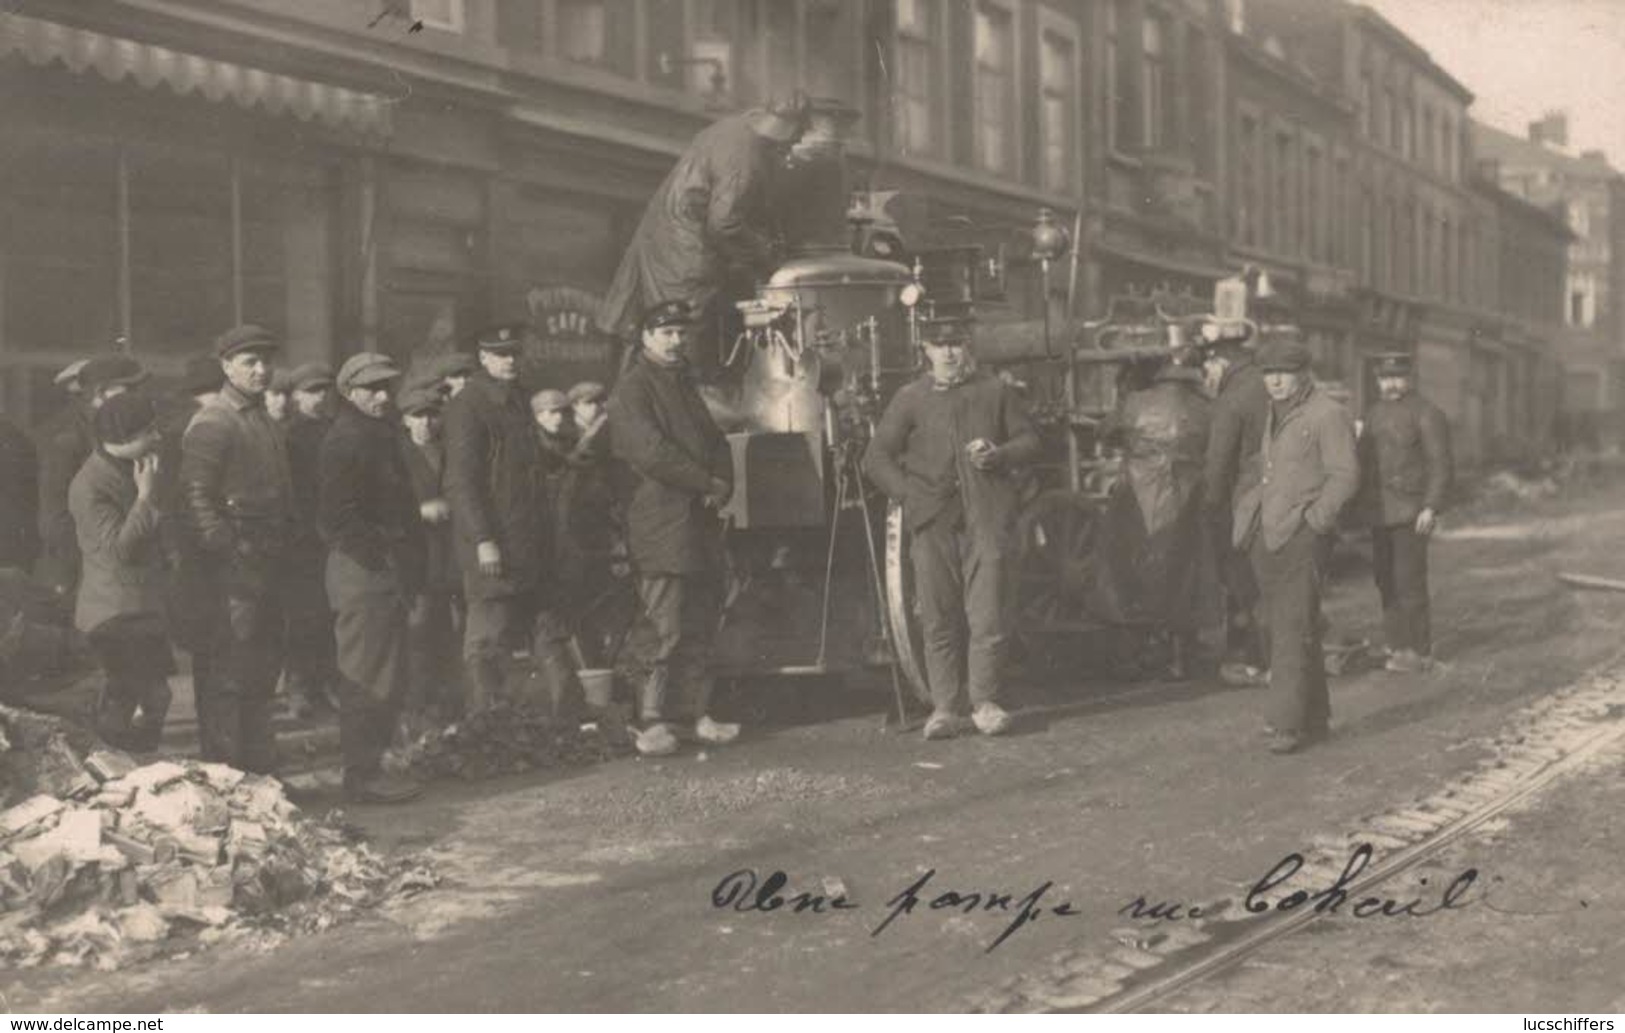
[1350,5,1474,103]
[1469,174,1577,241]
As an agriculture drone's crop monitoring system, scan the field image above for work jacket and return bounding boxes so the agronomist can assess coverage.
[443,370,550,597]
[35,404,92,596]
[1203,357,1270,548]
[1258,382,1360,553]
[399,434,459,595]
[1355,392,1452,527]
[863,370,1039,548]
[68,450,166,634]
[180,382,296,573]
[318,403,425,610]
[609,354,732,576]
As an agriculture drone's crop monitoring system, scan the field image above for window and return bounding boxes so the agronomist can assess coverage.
[1273,129,1294,253]
[1385,197,1399,290]
[973,1,1017,176]
[1305,143,1323,261]
[410,0,465,32]
[1361,187,1375,284]
[1421,108,1434,171]
[558,0,606,63]
[1569,273,1597,327]
[550,0,636,77]
[1441,215,1453,301]
[1420,207,1433,296]
[1440,116,1454,180]
[894,0,940,157]
[1237,113,1259,246]
[1386,88,1400,151]
[1142,15,1169,150]
[1106,0,1121,150]
[803,0,859,107]
[1359,71,1374,139]
[1038,19,1080,194]
[1398,97,1412,160]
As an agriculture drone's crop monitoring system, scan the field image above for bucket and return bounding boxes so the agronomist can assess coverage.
[579,668,616,709]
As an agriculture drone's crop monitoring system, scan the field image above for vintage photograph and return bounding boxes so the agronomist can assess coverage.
[1,0,1624,1017]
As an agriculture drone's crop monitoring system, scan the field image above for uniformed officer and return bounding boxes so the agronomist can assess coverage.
[1253,337,1359,754]
[443,324,583,720]
[863,315,1040,740]
[609,301,739,756]
[1355,352,1452,673]
[179,324,295,772]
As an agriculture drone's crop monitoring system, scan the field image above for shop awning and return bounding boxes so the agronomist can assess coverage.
[0,12,393,138]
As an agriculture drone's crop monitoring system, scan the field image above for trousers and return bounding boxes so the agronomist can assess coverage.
[333,585,410,783]
[1371,523,1431,655]
[87,614,174,753]
[462,579,582,720]
[910,516,1012,713]
[1251,524,1331,737]
[194,564,284,774]
[408,589,464,716]
[635,574,721,724]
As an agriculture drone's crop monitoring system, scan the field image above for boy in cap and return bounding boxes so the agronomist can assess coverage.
[1355,352,1451,673]
[610,300,743,755]
[398,383,465,722]
[319,353,426,803]
[863,315,1039,740]
[443,324,584,719]
[281,361,340,719]
[179,323,295,772]
[68,393,173,751]
[1252,335,1359,753]
[530,388,574,468]
[265,370,292,424]
[552,380,626,670]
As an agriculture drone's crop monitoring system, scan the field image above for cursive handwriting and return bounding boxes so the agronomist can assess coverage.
[872,868,1081,952]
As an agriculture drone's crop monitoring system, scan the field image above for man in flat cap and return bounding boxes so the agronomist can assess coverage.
[319,353,426,803]
[398,384,464,722]
[443,324,583,719]
[598,98,810,368]
[179,323,295,772]
[265,370,292,424]
[1251,336,1359,754]
[610,301,739,755]
[1201,326,1270,687]
[427,351,479,400]
[157,356,223,680]
[552,379,625,672]
[281,360,340,719]
[1355,352,1451,674]
[69,393,172,752]
[531,388,573,468]
[863,314,1039,740]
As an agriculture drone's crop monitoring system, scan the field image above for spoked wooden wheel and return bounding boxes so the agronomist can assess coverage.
[1014,489,1101,637]
[883,500,933,705]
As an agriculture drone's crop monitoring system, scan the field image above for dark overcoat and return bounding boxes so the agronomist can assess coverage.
[1355,393,1452,527]
[318,404,425,611]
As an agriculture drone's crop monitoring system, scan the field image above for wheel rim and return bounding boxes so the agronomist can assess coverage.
[1015,490,1100,635]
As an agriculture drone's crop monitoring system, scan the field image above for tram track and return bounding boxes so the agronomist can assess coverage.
[972,652,1625,1014]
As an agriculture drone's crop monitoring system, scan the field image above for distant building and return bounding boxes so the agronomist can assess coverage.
[1475,115,1625,449]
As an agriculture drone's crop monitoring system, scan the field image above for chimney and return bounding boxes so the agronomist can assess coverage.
[1581,149,1608,165]
[1528,111,1568,149]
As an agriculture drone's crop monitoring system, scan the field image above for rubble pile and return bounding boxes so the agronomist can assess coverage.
[0,705,437,971]
[391,701,632,781]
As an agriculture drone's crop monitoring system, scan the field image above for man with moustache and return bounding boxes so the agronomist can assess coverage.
[179,324,295,772]
[1355,352,1452,674]
[319,353,425,803]
[1252,337,1359,754]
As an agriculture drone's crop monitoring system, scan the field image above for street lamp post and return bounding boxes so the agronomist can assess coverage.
[1031,207,1080,490]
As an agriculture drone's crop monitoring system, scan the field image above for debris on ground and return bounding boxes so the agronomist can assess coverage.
[387,701,634,781]
[0,703,438,972]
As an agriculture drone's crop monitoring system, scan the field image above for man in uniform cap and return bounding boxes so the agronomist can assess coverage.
[597,98,811,367]
[265,370,293,424]
[1355,352,1451,673]
[1200,324,1270,686]
[863,314,1039,740]
[178,323,295,771]
[69,392,172,751]
[443,323,584,719]
[1251,335,1359,754]
[609,300,740,755]
[281,360,340,719]
[319,353,425,803]
[398,384,464,722]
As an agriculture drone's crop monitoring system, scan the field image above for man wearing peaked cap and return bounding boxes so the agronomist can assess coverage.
[319,351,425,804]
[179,322,294,772]
[1355,351,1451,675]
[1201,327,1270,687]
[444,319,585,720]
[290,362,336,422]
[1252,333,1359,754]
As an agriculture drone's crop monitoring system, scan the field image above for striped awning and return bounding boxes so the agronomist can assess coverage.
[0,12,393,138]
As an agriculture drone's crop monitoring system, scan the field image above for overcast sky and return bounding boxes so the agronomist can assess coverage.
[1360,0,1625,165]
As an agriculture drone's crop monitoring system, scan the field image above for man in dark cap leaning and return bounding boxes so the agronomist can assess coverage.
[610,300,739,756]
[443,324,583,719]
[863,315,1040,741]
[319,353,426,803]
[1252,336,1359,754]
[179,324,295,772]
[1355,352,1451,674]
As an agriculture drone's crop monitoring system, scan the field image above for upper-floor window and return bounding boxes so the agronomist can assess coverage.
[973,1,1017,176]
[1359,71,1374,139]
[1386,88,1400,152]
[1569,272,1597,327]
[558,0,608,63]
[1398,97,1412,160]
[1273,128,1294,253]
[1421,108,1434,171]
[894,0,941,158]
[1237,113,1260,246]
[410,0,465,32]
[1038,17,1081,194]
[1305,143,1324,261]
[1142,15,1170,150]
[1568,201,1590,239]
[1440,115,1455,180]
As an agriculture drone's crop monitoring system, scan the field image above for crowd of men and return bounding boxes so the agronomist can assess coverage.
[2,297,747,804]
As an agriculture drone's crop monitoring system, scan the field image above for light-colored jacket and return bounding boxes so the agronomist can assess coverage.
[1258,384,1359,552]
[68,451,166,633]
